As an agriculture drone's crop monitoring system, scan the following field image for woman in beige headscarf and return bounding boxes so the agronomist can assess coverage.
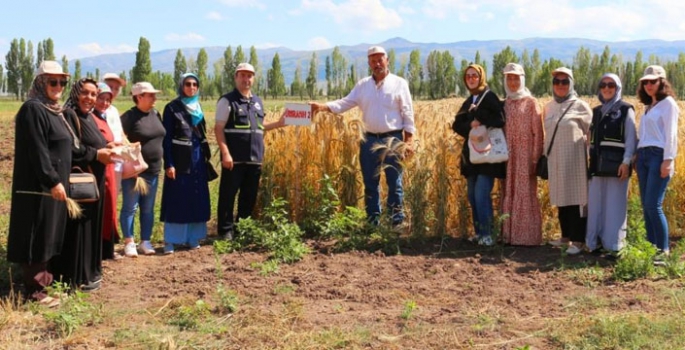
[544,67,592,255]
[501,63,544,246]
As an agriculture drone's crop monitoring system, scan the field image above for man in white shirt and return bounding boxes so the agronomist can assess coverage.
[103,73,127,190]
[310,46,416,229]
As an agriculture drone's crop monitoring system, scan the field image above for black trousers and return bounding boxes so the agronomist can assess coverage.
[217,164,262,236]
[558,205,587,243]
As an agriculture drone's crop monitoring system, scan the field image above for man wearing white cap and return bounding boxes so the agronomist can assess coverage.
[310,46,416,229]
[102,73,127,190]
[214,63,286,239]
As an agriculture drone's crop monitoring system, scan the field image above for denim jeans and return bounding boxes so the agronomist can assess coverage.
[636,147,671,251]
[120,172,159,241]
[467,174,495,238]
[359,132,405,225]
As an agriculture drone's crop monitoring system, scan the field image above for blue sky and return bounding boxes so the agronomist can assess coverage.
[1,0,684,64]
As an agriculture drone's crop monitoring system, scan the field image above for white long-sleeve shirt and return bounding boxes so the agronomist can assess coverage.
[326,73,416,135]
[637,96,679,162]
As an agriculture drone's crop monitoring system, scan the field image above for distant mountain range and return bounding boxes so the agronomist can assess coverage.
[76,37,685,85]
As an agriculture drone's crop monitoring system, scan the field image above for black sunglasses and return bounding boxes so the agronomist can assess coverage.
[552,78,570,86]
[598,82,617,89]
[48,79,69,87]
[642,79,659,85]
[184,81,198,87]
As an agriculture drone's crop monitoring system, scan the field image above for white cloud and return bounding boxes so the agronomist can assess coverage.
[398,5,415,14]
[255,42,280,49]
[164,32,207,43]
[308,36,332,50]
[219,0,266,10]
[206,11,223,21]
[301,0,403,31]
[76,43,137,56]
[422,0,478,20]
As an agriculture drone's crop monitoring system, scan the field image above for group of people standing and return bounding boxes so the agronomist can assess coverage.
[5,46,679,306]
[453,61,679,261]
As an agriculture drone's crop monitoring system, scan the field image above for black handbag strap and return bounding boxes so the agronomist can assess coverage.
[545,100,575,156]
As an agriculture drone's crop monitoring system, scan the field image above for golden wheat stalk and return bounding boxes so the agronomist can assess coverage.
[133,177,149,195]
[15,191,83,219]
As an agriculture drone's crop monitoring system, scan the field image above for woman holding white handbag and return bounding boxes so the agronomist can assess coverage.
[452,64,506,246]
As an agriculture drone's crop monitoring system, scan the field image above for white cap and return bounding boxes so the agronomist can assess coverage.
[131,82,160,96]
[367,46,387,57]
[103,73,127,87]
[551,67,574,80]
[235,62,255,75]
[503,63,525,76]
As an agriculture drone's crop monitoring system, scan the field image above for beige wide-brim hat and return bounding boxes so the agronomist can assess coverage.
[131,82,160,96]
[103,73,127,87]
[36,60,69,76]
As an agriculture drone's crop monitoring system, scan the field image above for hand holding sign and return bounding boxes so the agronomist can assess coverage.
[284,103,312,126]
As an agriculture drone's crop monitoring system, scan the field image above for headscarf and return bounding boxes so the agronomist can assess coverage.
[597,73,622,115]
[64,78,98,114]
[177,73,203,126]
[464,64,487,95]
[552,71,577,104]
[93,82,113,119]
[504,76,531,100]
[27,75,64,115]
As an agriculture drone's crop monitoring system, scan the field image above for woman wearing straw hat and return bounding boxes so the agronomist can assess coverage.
[7,61,72,306]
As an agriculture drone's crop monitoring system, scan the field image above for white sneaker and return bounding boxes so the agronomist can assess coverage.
[478,236,494,246]
[549,238,569,247]
[566,245,583,255]
[138,241,156,255]
[124,242,138,258]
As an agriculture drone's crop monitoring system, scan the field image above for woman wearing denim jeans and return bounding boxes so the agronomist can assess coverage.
[452,64,506,246]
[119,82,166,257]
[635,65,680,261]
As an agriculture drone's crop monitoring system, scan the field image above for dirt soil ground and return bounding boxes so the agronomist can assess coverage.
[52,238,659,349]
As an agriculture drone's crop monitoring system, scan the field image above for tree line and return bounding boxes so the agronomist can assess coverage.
[3,37,685,101]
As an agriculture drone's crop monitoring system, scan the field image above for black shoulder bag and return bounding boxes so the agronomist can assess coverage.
[536,101,575,180]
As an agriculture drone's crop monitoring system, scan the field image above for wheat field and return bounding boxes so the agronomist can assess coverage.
[258,96,685,240]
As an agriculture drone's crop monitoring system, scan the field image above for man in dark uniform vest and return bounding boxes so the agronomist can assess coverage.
[214,62,285,239]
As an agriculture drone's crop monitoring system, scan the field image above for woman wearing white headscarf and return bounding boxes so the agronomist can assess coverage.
[586,74,636,256]
[501,63,544,246]
[544,67,592,255]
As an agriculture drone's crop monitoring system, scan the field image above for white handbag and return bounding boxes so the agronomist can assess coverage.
[468,125,509,164]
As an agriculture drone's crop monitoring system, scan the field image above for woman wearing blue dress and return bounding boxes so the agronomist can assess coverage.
[160,73,212,254]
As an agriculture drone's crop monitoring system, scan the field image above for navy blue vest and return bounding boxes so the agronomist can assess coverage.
[219,89,265,164]
[589,101,633,176]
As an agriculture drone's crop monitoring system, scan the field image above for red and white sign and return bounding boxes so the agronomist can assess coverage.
[284,103,312,126]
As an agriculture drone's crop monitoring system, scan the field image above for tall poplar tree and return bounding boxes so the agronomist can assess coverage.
[222,46,235,92]
[132,37,152,83]
[173,49,187,84]
[305,52,317,99]
[267,52,286,99]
